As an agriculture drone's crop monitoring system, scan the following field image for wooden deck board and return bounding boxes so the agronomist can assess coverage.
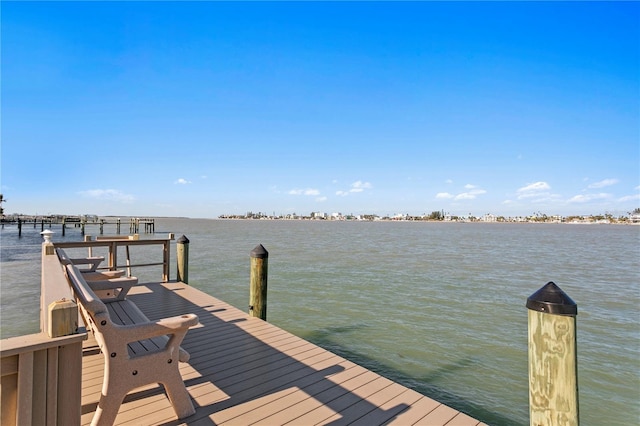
[80,282,482,426]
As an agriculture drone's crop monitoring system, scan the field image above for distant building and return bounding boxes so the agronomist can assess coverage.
[481,214,497,222]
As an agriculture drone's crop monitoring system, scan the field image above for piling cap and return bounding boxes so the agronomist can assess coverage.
[250,244,269,259]
[40,229,55,243]
[177,235,190,244]
[526,281,577,316]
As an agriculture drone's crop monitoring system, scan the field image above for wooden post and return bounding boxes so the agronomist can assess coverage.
[41,230,55,256]
[176,235,189,284]
[61,217,66,237]
[18,218,22,237]
[527,282,579,426]
[249,244,269,321]
[84,235,93,257]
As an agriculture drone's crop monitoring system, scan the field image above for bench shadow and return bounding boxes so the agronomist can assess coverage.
[113,282,413,425]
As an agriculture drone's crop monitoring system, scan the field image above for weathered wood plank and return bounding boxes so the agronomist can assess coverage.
[16,351,34,425]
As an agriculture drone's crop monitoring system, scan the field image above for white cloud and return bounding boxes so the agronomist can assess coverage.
[517,181,550,193]
[79,189,135,203]
[619,194,640,202]
[336,181,372,196]
[588,178,619,189]
[289,188,320,196]
[436,192,454,199]
[316,196,327,202]
[454,189,486,200]
[350,181,372,192]
[517,181,551,199]
[568,193,611,203]
[455,193,476,200]
[175,178,191,185]
[634,185,640,191]
[436,185,486,201]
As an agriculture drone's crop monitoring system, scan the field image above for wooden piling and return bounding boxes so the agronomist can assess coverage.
[18,218,22,237]
[527,281,579,426]
[84,235,93,257]
[249,244,269,321]
[176,235,189,284]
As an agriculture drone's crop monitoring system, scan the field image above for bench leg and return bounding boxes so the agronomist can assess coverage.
[92,388,128,426]
[161,367,196,419]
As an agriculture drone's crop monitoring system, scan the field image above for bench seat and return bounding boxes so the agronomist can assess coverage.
[106,298,190,362]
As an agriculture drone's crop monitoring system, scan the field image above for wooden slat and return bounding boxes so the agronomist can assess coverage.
[79,282,482,426]
[32,349,48,425]
[16,352,33,425]
[58,341,83,426]
[1,355,18,376]
[46,347,59,426]
[1,357,18,426]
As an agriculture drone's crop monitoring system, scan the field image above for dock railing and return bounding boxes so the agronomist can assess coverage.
[54,233,175,282]
[1,241,87,426]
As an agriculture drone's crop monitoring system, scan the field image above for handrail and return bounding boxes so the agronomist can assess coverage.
[54,234,175,282]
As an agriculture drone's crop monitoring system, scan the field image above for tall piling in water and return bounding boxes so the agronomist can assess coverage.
[527,281,579,426]
[249,244,269,321]
[176,235,190,284]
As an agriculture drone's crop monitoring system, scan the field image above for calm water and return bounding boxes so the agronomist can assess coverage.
[1,219,639,425]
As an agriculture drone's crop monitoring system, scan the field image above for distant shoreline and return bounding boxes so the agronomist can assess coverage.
[4,215,639,226]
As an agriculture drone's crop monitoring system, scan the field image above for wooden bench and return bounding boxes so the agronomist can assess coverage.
[56,248,137,300]
[64,263,199,426]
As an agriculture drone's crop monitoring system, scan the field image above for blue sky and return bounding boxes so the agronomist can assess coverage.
[2,2,638,218]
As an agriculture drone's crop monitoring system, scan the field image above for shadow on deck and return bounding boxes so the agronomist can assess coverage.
[80,282,483,425]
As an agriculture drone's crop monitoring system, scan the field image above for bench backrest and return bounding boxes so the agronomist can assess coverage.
[56,247,73,265]
[64,264,113,337]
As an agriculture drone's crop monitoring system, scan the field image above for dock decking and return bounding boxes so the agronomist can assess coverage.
[81,282,485,426]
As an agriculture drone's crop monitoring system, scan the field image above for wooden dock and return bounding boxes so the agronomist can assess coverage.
[2,215,155,236]
[81,281,485,426]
